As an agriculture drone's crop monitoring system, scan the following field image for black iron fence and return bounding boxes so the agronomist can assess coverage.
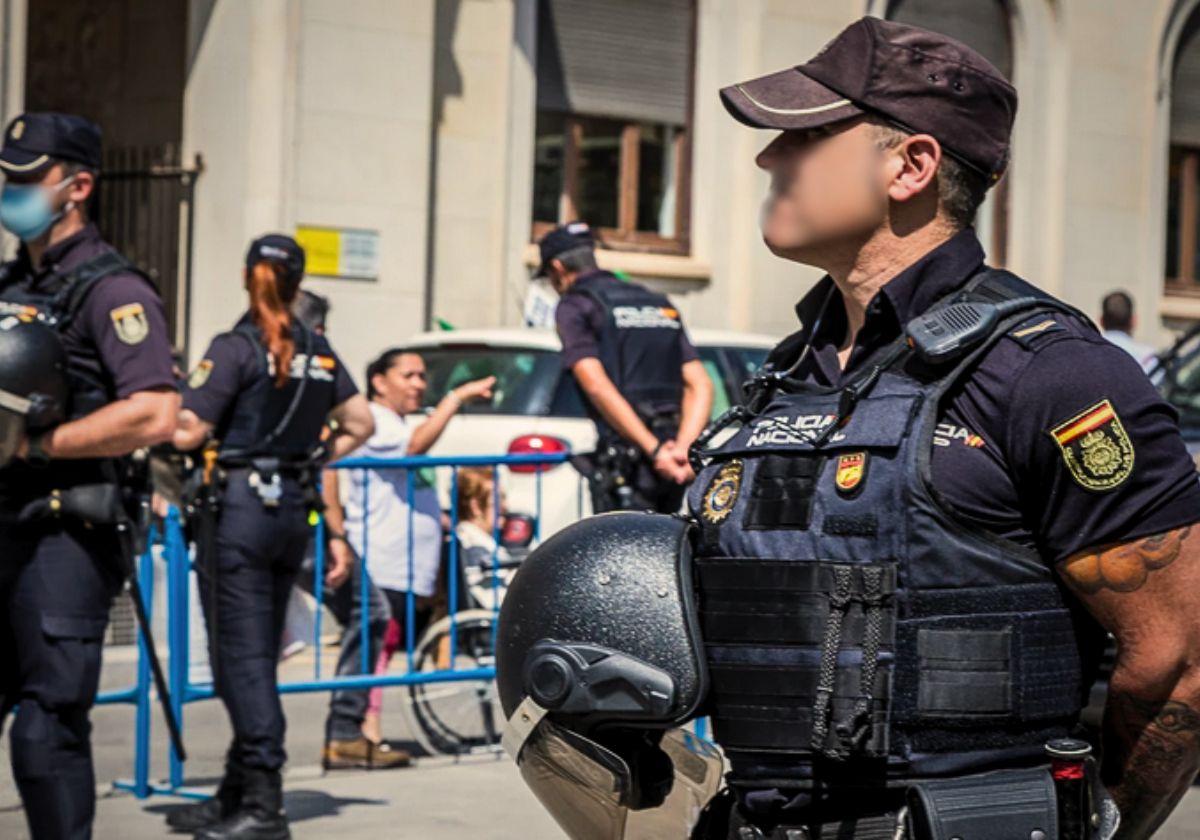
[94,145,203,645]
[95,144,203,359]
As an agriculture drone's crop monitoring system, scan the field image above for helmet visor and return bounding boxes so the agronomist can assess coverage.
[512,711,723,840]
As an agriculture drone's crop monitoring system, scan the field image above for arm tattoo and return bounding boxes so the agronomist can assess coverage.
[1060,526,1190,594]
[1103,693,1200,839]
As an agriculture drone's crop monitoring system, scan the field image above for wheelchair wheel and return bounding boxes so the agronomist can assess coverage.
[401,609,503,757]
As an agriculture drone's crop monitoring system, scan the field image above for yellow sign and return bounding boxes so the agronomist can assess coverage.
[294,225,379,279]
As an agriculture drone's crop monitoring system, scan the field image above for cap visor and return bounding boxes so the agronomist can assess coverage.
[0,147,51,175]
[720,67,863,130]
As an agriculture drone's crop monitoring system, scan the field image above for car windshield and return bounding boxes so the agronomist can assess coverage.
[416,345,561,416]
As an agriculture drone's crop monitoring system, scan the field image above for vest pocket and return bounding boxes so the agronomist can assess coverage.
[742,454,825,531]
[916,628,1012,714]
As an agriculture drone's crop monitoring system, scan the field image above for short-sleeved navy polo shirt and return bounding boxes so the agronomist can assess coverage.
[767,229,1200,564]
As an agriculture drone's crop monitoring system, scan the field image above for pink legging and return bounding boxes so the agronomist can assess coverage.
[367,617,403,715]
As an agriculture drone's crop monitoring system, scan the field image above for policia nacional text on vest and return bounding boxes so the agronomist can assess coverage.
[683,268,1117,839]
[566,272,685,511]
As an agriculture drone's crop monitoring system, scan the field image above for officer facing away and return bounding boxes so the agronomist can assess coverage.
[536,222,713,513]
[168,234,373,839]
[0,112,179,838]
[500,17,1200,840]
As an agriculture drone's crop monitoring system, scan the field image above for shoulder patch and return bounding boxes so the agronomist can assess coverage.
[110,302,149,345]
[188,359,213,389]
[1049,399,1135,491]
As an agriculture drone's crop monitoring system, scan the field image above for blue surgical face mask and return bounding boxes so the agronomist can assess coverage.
[0,175,75,242]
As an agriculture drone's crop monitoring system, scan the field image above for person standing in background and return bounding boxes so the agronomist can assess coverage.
[319,348,493,767]
[1101,290,1159,374]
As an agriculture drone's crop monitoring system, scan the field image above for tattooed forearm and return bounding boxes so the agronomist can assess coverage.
[1060,527,1190,594]
[1103,693,1200,839]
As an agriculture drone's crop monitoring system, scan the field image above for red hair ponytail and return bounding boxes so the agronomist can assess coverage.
[247,262,295,387]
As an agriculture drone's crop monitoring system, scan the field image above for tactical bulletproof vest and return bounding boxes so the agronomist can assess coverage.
[0,251,150,497]
[566,273,684,440]
[0,250,147,421]
[216,319,339,461]
[687,270,1106,786]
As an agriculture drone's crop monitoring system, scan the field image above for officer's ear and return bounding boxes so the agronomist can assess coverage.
[66,167,96,209]
[885,133,941,206]
[548,259,568,289]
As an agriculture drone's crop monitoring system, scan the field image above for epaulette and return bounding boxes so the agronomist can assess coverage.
[1005,312,1070,351]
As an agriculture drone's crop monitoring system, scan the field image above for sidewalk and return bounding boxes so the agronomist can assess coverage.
[1,646,1198,838]
[60,757,560,840]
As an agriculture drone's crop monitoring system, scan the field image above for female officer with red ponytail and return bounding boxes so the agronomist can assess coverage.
[168,234,374,839]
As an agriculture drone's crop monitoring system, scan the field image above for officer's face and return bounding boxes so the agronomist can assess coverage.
[373,353,427,415]
[755,120,891,264]
[6,163,94,208]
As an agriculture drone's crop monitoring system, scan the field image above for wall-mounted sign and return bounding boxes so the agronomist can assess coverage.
[294,225,380,280]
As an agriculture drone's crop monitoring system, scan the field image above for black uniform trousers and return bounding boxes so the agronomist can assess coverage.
[0,520,121,840]
[199,472,310,771]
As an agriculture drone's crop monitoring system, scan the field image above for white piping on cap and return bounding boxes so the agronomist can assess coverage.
[736,84,853,116]
[0,153,49,172]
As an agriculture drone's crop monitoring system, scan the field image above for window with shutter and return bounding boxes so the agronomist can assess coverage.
[1167,10,1200,291]
[531,0,695,254]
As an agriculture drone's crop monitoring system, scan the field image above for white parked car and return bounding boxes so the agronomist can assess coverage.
[402,327,776,539]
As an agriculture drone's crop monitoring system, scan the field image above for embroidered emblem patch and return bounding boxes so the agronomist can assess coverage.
[834,452,868,496]
[10,120,23,140]
[1050,399,1134,491]
[701,460,743,525]
[188,359,213,389]
[110,302,149,345]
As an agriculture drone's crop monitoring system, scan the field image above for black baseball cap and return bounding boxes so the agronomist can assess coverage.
[246,234,306,286]
[720,17,1017,182]
[534,222,595,278]
[0,112,103,177]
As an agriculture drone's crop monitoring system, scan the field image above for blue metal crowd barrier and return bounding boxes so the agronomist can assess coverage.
[104,451,579,799]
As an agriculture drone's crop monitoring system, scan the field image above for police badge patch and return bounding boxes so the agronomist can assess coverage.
[188,359,213,389]
[701,459,743,525]
[110,302,149,345]
[834,452,868,496]
[1050,399,1134,491]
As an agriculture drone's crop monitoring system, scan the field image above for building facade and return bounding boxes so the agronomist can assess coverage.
[2,0,1200,377]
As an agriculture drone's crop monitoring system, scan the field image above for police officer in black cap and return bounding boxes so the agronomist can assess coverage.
[507,17,1200,840]
[689,17,1200,839]
[0,111,179,839]
[168,234,373,839]
[536,222,712,513]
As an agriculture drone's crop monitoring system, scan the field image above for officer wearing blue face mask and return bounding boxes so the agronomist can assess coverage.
[0,112,179,839]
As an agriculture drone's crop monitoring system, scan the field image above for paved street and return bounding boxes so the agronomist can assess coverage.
[0,644,1197,838]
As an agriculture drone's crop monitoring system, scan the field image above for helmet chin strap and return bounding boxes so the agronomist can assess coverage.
[0,387,32,416]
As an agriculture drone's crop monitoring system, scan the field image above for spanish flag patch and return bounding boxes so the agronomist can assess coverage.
[1049,399,1134,491]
